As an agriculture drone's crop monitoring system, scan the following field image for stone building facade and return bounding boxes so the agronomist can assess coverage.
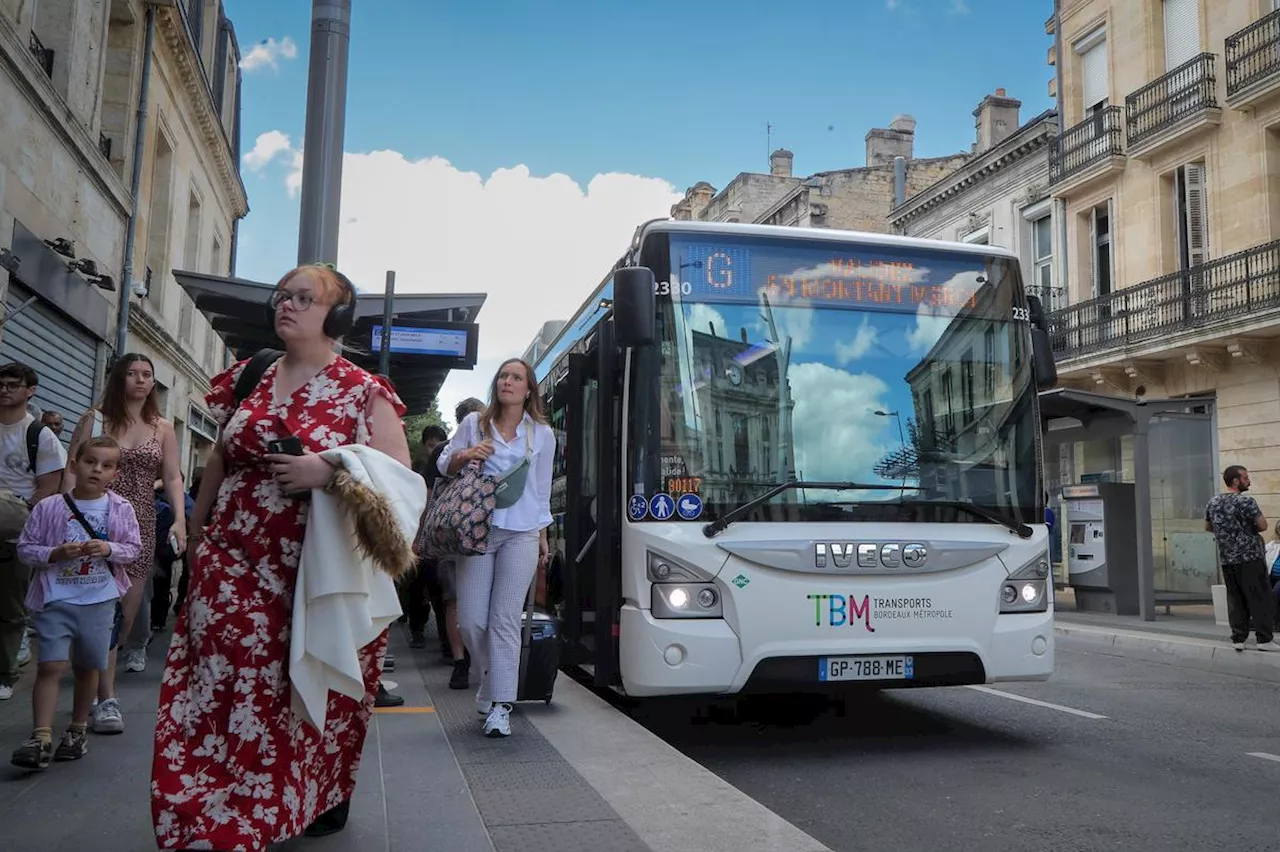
[0,0,246,476]
[671,115,971,233]
[1045,0,1280,595]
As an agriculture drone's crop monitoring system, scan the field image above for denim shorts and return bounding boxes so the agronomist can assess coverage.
[32,599,117,670]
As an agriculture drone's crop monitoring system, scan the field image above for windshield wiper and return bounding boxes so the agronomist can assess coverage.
[702,481,916,538]
[889,499,1034,539]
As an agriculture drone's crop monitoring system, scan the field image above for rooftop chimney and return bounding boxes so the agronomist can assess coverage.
[866,114,915,167]
[769,148,794,178]
[973,88,1022,151]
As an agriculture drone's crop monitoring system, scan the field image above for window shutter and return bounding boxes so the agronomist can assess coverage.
[1163,0,1200,71]
[1081,39,1109,110]
[1183,163,1208,267]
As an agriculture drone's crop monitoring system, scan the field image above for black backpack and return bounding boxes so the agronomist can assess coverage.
[25,420,48,474]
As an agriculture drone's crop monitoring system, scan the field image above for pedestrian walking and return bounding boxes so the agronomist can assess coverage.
[1204,465,1279,651]
[10,436,140,770]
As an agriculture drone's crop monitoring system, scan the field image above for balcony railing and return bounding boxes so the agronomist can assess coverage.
[1125,53,1217,147]
[1049,105,1124,185]
[28,31,53,79]
[1226,9,1280,96]
[98,133,112,160]
[1048,239,1280,361]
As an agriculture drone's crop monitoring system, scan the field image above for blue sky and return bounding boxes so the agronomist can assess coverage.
[222,0,1054,421]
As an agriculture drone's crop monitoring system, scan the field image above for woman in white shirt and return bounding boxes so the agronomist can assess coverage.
[437,358,553,738]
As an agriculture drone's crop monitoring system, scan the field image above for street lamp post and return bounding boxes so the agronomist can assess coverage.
[875,409,905,447]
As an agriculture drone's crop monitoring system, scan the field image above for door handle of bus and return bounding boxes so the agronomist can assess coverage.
[575,531,597,564]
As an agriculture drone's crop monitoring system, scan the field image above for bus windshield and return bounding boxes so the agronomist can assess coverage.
[641,231,1041,527]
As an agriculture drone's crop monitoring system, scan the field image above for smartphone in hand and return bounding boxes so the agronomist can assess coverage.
[267,436,304,456]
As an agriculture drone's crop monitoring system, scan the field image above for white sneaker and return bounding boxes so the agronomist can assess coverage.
[483,703,511,738]
[16,632,31,666]
[124,649,146,673]
[0,684,12,700]
[92,698,124,734]
[1255,641,1280,652]
[1233,642,1246,652]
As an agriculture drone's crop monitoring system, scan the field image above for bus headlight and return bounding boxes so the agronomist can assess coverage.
[999,553,1050,614]
[652,583,723,619]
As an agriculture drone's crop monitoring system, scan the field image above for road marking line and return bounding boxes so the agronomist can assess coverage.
[965,685,1107,720]
[1247,752,1280,764]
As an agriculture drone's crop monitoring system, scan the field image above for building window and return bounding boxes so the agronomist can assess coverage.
[1173,163,1208,270]
[1163,0,1200,72]
[941,368,955,438]
[963,227,990,245]
[1090,202,1114,299]
[179,187,203,344]
[1075,27,1109,116]
[983,327,997,400]
[144,127,176,308]
[961,351,975,426]
[1032,215,1055,308]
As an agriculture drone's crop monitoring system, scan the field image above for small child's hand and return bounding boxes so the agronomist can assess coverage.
[50,543,82,562]
[82,540,110,558]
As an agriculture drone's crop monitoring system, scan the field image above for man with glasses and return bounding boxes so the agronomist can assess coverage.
[0,363,67,700]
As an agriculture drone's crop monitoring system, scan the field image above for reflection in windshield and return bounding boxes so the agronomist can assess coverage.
[645,234,1039,526]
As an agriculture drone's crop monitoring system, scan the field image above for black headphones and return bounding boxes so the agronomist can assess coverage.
[269,264,358,339]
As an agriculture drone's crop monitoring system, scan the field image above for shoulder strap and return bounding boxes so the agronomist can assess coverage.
[234,348,284,405]
[26,420,43,473]
[63,493,103,540]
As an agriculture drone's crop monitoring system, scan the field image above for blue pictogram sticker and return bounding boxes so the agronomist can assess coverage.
[649,493,675,520]
[675,493,703,520]
[627,494,648,521]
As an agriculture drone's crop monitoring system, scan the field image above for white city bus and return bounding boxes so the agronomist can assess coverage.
[532,220,1059,697]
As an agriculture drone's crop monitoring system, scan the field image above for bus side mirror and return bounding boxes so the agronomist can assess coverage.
[613,266,656,348]
[1027,295,1058,390]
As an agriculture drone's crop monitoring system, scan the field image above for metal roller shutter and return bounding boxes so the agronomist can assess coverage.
[0,283,98,446]
[1081,38,1109,109]
[1163,0,1200,71]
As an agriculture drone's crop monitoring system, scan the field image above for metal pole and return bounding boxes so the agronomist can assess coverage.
[115,2,157,356]
[1133,413,1156,621]
[378,270,394,377]
[297,0,352,267]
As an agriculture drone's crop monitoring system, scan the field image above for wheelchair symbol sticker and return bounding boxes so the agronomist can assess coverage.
[627,494,648,521]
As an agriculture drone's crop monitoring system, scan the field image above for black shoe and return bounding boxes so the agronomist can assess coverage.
[409,630,426,649]
[11,736,52,770]
[449,657,470,690]
[375,683,404,708]
[304,799,351,837]
[53,728,88,762]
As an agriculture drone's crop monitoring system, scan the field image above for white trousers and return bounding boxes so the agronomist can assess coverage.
[456,527,539,704]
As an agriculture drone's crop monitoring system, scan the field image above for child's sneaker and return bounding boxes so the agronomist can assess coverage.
[11,735,52,770]
[54,728,88,762]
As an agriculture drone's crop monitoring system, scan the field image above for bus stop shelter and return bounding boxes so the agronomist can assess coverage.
[174,270,485,416]
[1039,388,1217,622]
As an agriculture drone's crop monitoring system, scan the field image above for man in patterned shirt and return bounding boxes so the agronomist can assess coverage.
[1204,465,1279,652]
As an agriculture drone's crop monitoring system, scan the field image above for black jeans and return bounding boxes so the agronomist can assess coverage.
[1222,558,1275,644]
[402,563,432,633]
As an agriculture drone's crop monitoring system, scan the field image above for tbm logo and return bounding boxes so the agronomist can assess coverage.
[807,594,876,632]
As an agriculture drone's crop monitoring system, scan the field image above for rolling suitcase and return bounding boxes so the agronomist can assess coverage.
[516,577,559,703]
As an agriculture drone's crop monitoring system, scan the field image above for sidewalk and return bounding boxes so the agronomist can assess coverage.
[0,620,831,852]
[1053,587,1280,683]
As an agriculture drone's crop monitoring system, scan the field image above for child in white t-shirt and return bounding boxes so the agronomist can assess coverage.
[10,436,141,771]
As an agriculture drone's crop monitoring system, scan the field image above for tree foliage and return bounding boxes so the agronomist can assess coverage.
[403,396,446,461]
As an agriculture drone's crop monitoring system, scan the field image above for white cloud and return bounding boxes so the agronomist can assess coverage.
[835,315,878,364]
[906,303,952,354]
[950,0,970,13]
[244,130,294,171]
[788,362,891,488]
[239,36,299,73]
[270,148,682,428]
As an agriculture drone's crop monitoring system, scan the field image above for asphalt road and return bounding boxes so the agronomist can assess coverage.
[624,645,1280,852]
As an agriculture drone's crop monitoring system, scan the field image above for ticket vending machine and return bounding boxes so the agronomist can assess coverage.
[1062,482,1139,615]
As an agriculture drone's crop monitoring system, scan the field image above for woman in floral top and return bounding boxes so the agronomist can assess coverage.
[150,264,412,851]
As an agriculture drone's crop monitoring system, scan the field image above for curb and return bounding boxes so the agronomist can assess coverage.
[523,674,833,852]
[1054,623,1280,683]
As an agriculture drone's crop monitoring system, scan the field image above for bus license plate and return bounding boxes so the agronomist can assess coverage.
[819,655,914,682]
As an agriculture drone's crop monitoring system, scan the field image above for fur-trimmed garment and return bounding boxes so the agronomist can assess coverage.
[290,444,427,732]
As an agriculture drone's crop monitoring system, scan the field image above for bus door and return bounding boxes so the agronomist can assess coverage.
[561,351,597,669]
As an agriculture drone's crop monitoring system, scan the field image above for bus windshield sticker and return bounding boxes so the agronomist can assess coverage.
[675,494,703,521]
[648,493,675,520]
[627,495,648,522]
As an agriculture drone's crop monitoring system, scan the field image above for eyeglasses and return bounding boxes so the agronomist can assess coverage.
[270,289,318,312]
[0,380,28,391]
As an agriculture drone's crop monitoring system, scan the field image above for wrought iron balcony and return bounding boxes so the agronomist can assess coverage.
[1048,239,1280,362]
[28,31,53,79]
[1125,53,1218,149]
[1027,285,1066,313]
[98,133,112,160]
[1049,106,1124,186]
[1226,10,1280,100]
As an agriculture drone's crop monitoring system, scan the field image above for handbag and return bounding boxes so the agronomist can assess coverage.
[420,459,498,558]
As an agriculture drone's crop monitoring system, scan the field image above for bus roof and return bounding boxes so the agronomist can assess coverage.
[634,218,1020,261]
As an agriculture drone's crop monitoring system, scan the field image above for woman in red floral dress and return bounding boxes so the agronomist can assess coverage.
[151,264,412,851]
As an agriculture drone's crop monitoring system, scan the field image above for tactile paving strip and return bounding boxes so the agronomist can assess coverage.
[407,625,651,852]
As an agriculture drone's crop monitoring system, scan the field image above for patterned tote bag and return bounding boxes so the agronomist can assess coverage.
[422,459,498,558]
